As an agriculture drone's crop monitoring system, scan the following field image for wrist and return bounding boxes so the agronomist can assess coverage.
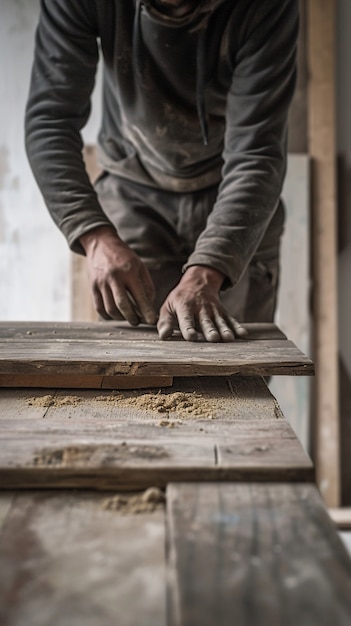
[183,265,225,292]
[79,225,120,255]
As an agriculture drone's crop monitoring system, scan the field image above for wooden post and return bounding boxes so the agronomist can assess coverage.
[307,0,340,506]
[71,146,101,322]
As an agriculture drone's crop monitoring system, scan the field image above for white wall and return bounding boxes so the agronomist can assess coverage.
[0,0,101,321]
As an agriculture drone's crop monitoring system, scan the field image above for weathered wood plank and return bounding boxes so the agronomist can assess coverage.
[307,0,340,507]
[329,508,351,530]
[0,377,313,489]
[0,332,314,380]
[0,321,287,341]
[0,421,313,489]
[166,483,351,626]
[0,376,282,423]
[0,433,313,489]
[0,374,173,390]
[0,491,166,626]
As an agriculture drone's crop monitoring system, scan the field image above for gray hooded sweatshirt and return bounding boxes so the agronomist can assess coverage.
[25,0,298,287]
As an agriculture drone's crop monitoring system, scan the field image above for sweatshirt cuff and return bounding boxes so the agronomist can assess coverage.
[182,253,241,291]
[66,218,114,255]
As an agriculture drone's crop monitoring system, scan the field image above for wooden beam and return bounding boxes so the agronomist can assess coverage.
[329,508,351,530]
[71,146,101,322]
[166,483,351,626]
[0,491,166,625]
[0,322,315,381]
[307,0,340,506]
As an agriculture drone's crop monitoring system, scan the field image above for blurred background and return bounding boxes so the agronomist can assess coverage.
[0,0,350,514]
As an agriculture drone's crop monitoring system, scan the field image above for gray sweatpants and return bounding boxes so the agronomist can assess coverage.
[95,173,285,323]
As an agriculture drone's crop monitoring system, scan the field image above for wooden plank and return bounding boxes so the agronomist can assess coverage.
[0,374,173,390]
[0,338,314,376]
[0,377,313,489]
[0,491,166,626]
[166,482,351,626]
[307,0,340,506]
[329,508,351,530]
[70,145,101,323]
[0,375,281,422]
[0,323,314,382]
[216,419,313,474]
[0,321,287,341]
[270,155,311,451]
[0,422,313,489]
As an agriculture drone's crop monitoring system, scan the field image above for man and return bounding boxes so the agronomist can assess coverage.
[25,0,298,342]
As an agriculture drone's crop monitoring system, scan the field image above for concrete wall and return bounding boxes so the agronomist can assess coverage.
[0,0,101,321]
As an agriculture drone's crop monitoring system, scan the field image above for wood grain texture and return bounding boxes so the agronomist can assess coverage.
[0,374,174,390]
[0,377,313,489]
[166,483,351,626]
[307,0,340,507]
[0,322,314,384]
[0,321,287,341]
[0,491,166,626]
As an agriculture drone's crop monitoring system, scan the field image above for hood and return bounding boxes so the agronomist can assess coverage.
[134,0,228,144]
[142,0,228,27]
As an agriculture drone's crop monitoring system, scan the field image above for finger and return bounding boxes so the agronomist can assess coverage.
[133,287,157,325]
[128,272,157,325]
[198,310,221,343]
[92,285,113,320]
[213,310,235,342]
[141,266,156,303]
[109,283,140,326]
[177,307,198,342]
[229,317,248,338]
[100,284,130,321]
[157,309,177,340]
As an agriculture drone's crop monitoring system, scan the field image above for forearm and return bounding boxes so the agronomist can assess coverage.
[25,0,111,253]
[185,0,298,288]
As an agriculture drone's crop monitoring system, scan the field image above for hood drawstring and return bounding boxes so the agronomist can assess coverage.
[133,0,144,79]
[133,0,209,146]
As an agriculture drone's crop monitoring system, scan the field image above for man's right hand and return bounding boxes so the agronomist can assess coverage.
[79,226,157,326]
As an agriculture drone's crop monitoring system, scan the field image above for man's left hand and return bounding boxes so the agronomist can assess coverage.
[157,265,247,342]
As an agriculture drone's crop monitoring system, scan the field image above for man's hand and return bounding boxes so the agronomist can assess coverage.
[80,226,157,326]
[157,265,247,342]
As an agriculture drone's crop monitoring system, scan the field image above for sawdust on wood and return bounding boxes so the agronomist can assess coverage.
[26,394,82,408]
[102,487,165,514]
[25,389,217,421]
[115,390,216,420]
[32,443,168,466]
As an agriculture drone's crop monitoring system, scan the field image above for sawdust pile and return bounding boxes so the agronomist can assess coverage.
[102,487,165,514]
[27,394,82,408]
[26,389,217,420]
[116,391,215,419]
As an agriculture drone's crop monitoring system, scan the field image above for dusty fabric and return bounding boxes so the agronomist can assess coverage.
[96,173,285,321]
[25,0,297,288]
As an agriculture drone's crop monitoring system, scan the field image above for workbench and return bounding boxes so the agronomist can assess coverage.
[0,322,350,625]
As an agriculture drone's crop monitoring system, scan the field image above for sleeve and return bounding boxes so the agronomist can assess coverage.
[184,0,298,287]
[25,0,112,254]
